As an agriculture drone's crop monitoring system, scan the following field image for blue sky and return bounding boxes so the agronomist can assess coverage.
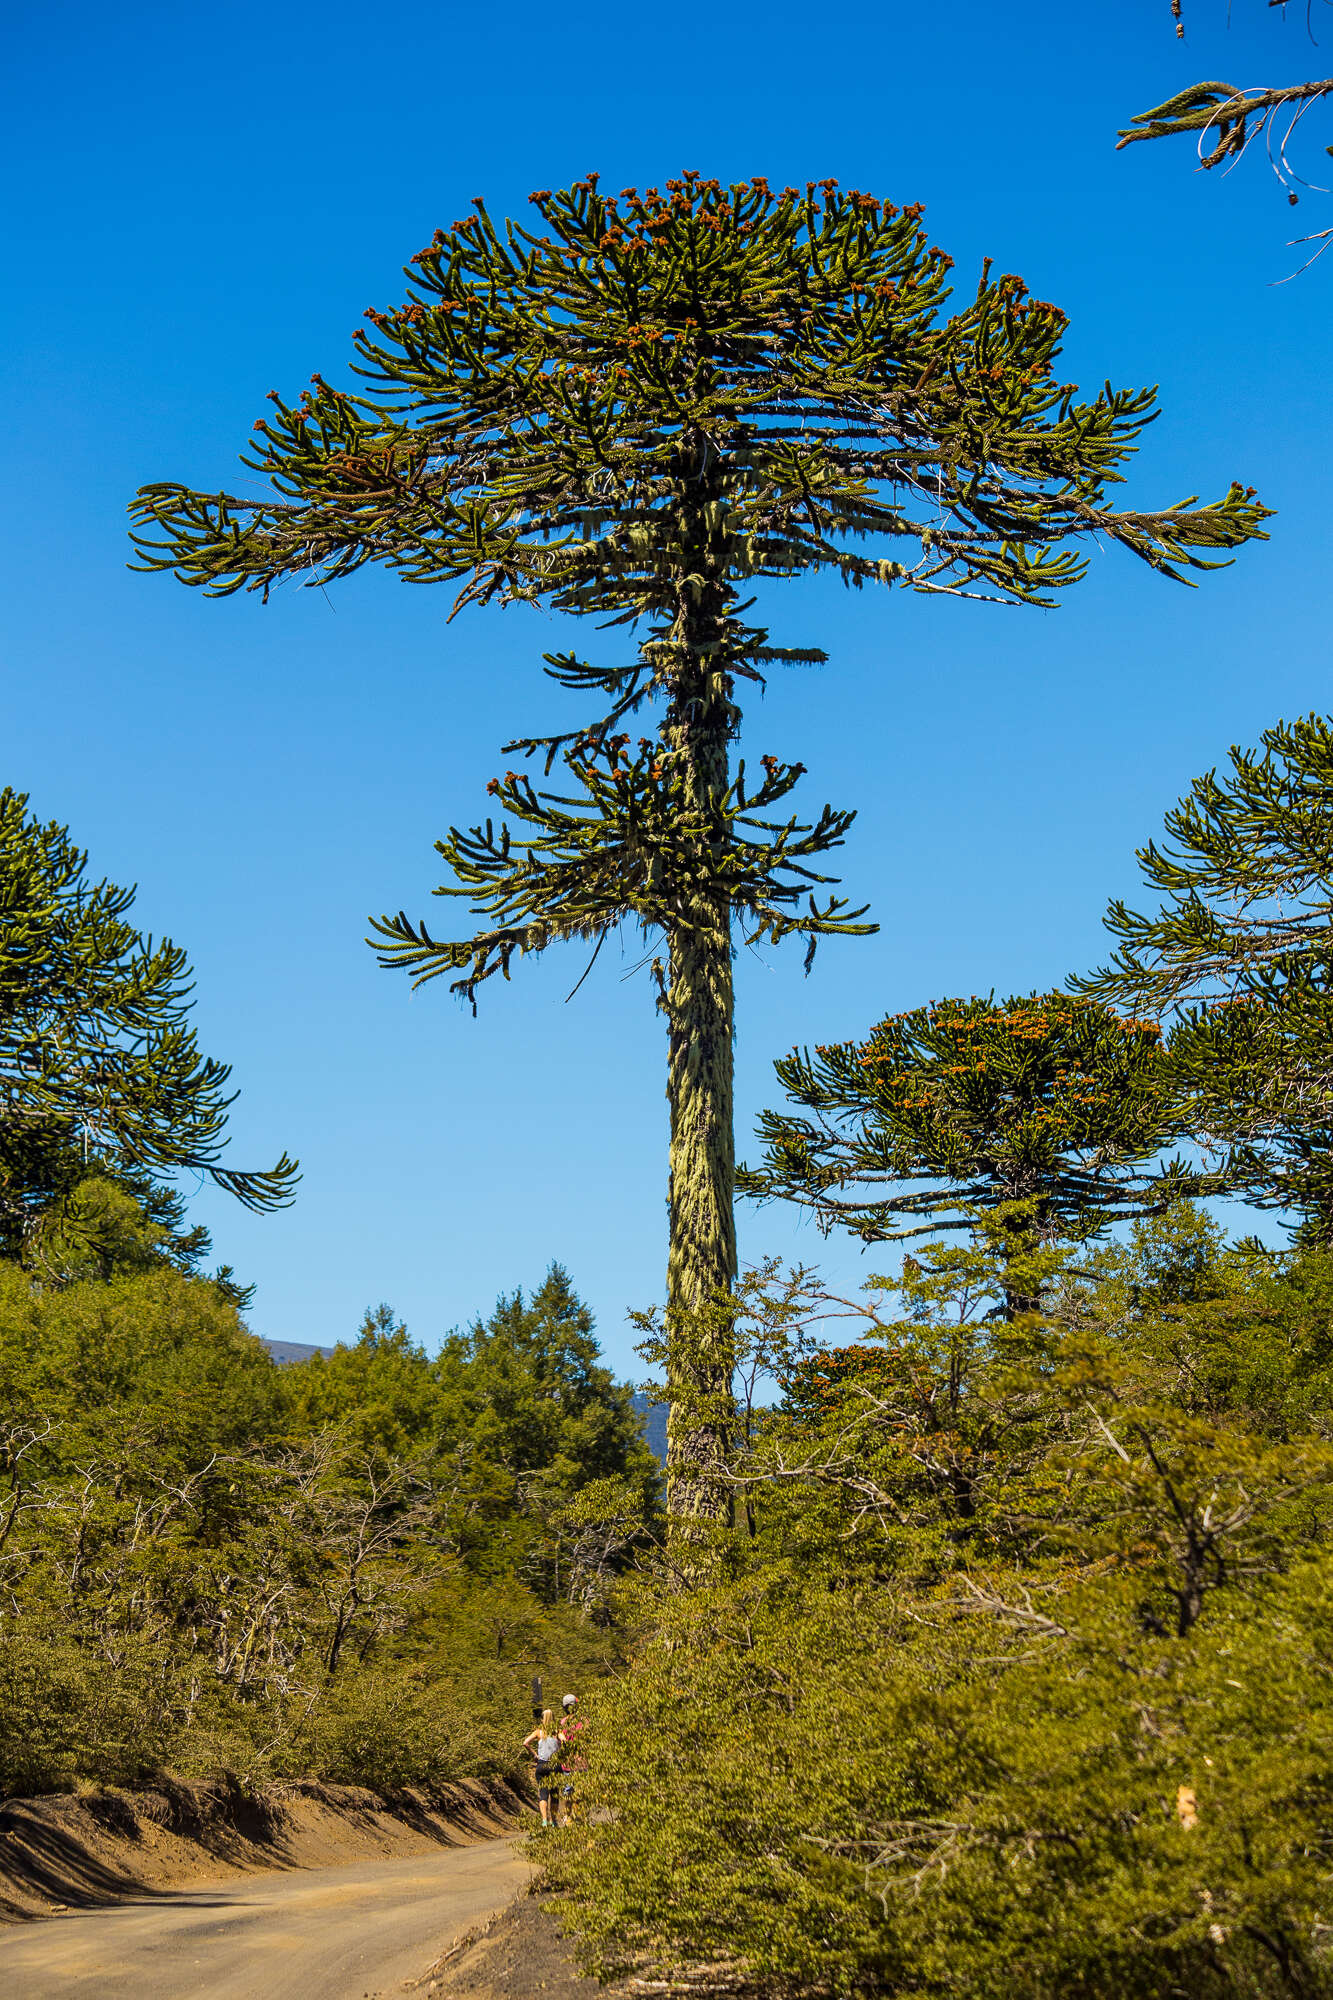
[3,0,1328,1371]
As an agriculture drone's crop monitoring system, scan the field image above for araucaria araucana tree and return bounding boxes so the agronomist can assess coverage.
[1079,715,1333,1242]
[130,172,1266,1527]
[741,992,1189,1313]
[0,789,298,1250]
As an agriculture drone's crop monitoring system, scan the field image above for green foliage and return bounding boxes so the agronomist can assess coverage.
[557,1566,1333,1999]
[131,175,1266,611]
[287,1664,468,1793]
[21,1169,217,1288]
[373,736,873,1009]
[287,1302,441,1453]
[0,1129,210,1267]
[432,1266,659,1509]
[0,788,296,1265]
[288,1268,661,1587]
[1080,714,1333,1238]
[0,1258,283,1443]
[742,993,1189,1312]
[548,1215,1333,1998]
[0,1256,650,1800]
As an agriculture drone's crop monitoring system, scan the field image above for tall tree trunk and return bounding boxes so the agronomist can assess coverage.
[665,908,737,1529]
[997,1178,1048,1320]
[661,553,738,1537]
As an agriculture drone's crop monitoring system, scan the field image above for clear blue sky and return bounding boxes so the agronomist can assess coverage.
[3,0,1327,1371]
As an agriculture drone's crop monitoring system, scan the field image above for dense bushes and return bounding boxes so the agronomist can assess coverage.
[0,1248,657,1799]
[549,1216,1333,1998]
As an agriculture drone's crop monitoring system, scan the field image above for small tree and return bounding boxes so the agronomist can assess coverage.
[1079,714,1333,1241]
[131,173,1265,1526]
[0,788,297,1250]
[741,992,1188,1312]
[435,1264,656,1500]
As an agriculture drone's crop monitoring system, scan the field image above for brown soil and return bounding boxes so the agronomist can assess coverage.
[0,1770,530,1923]
[412,1887,608,2000]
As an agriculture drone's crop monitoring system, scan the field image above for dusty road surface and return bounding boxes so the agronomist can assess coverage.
[0,1838,534,2000]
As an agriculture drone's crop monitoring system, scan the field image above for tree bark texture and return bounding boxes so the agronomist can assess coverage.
[661,544,739,1534]
[665,910,737,1527]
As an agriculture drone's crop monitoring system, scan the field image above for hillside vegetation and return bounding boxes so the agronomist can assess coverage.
[548,1214,1333,1999]
[0,1229,657,1800]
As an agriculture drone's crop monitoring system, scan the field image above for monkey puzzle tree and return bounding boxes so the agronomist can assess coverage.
[741,992,1190,1314]
[130,172,1266,1525]
[1079,714,1333,1242]
[0,789,297,1252]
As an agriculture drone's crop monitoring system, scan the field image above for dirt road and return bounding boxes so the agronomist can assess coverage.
[0,1838,534,2000]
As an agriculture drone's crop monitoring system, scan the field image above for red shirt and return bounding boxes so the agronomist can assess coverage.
[559,1717,586,1772]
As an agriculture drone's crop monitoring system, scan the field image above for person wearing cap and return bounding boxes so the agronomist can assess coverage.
[557,1693,585,1825]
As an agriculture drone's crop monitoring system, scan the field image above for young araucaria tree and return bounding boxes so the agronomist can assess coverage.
[130,172,1266,1530]
[0,788,298,1256]
[1079,716,1333,1243]
[740,992,1190,1317]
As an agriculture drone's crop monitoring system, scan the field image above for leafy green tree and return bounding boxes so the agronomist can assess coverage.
[742,991,1188,1312]
[1080,714,1333,1241]
[287,1267,659,1593]
[0,1126,206,1265]
[0,1256,641,1798]
[0,1267,452,1796]
[287,1302,441,1455]
[5,1155,255,1308]
[0,1259,284,1450]
[131,173,1266,1526]
[28,1173,180,1282]
[431,1264,660,1578]
[0,789,297,1260]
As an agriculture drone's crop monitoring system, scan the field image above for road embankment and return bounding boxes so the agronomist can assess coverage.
[0,1771,529,1923]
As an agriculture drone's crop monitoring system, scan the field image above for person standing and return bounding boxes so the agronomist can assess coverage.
[558,1693,585,1826]
[522,1708,562,1828]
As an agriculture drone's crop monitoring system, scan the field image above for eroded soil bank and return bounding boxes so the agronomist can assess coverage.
[0,1771,529,1922]
[413,1890,608,2000]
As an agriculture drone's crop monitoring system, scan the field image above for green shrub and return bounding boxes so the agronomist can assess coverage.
[549,1222,1333,1999]
[288,1666,467,1791]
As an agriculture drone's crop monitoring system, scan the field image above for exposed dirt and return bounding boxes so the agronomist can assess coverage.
[0,1840,536,1999]
[0,1771,530,1923]
[412,1887,609,2000]
[0,1780,663,2000]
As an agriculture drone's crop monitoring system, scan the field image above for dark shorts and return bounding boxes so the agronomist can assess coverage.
[536,1767,558,1802]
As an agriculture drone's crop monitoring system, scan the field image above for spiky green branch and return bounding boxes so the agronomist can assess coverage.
[0,789,297,1238]
[742,992,1193,1313]
[372,737,870,1004]
[1079,716,1333,1239]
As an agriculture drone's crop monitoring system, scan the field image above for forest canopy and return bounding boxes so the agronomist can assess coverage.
[0,1239,657,1799]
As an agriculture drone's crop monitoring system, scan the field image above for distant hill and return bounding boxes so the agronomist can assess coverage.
[262,1338,335,1365]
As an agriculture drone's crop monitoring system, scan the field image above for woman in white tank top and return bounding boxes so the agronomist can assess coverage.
[522,1708,561,1826]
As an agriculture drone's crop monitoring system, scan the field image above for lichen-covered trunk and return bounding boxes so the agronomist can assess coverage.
[665,905,737,1530]
[661,549,738,1537]
[997,1176,1050,1320]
